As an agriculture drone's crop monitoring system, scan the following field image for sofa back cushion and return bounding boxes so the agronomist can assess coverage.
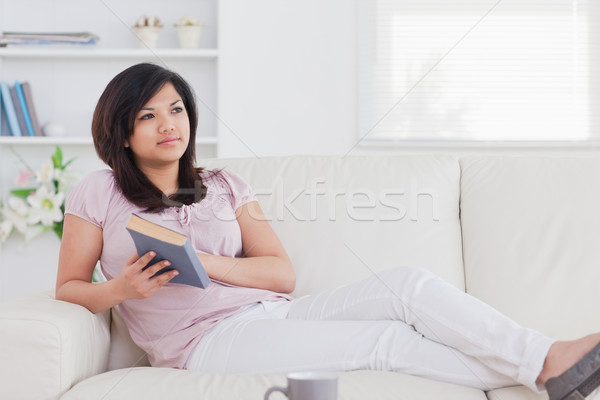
[202,155,465,295]
[460,156,600,339]
[108,305,150,370]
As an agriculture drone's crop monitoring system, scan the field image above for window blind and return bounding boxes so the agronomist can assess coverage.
[357,0,599,143]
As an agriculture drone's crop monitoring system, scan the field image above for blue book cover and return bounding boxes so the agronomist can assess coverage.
[0,85,4,136]
[14,81,34,136]
[126,213,210,289]
[21,82,43,136]
[0,82,22,136]
[9,85,28,135]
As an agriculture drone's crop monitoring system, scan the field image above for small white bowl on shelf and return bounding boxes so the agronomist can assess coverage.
[42,122,67,137]
[133,15,163,48]
[175,16,204,49]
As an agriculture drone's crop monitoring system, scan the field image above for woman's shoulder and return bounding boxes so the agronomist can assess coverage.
[199,168,245,185]
[198,168,256,210]
[82,169,115,183]
[65,169,121,227]
[199,168,237,193]
[75,169,117,190]
[68,169,120,202]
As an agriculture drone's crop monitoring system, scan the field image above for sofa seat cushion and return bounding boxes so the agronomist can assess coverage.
[60,368,487,400]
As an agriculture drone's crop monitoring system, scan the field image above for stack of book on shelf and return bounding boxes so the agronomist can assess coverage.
[0,81,42,137]
[0,32,99,47]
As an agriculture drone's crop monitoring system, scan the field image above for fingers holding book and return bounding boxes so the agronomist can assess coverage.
[116,251,179,300]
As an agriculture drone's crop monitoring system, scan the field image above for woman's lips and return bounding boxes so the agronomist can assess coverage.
[158,137,180,145]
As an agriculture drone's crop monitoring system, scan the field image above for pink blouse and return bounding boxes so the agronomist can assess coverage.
[65,169,291,368]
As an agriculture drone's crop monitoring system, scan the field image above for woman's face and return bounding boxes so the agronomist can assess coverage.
[126,82,191,171]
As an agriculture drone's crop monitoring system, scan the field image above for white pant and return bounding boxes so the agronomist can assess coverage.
[186,267,554,392]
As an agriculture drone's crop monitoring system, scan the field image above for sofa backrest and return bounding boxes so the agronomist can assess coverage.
[202,155,465,294]
[460,156,600,339]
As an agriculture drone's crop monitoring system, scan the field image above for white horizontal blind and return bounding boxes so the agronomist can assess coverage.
[358,0,598,142]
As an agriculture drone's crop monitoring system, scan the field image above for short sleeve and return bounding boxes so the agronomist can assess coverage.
[214,169,257,211]
[65,170,116,228]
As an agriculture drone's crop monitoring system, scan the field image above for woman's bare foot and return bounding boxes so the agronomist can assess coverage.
[538,333,600,385]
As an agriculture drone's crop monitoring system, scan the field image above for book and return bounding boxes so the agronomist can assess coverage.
[14,82,35,136]
[20,82,43,136]
[9,84,28,136]
[0,82,22,136]
[0,31,99,47]
[0,87,6,136]
[126,213,210,289]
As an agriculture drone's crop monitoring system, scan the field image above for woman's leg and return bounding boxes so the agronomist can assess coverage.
[186,302,515,390]
[286,266,554,391]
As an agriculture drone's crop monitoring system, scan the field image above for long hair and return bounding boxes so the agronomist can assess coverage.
[91,62,206,212]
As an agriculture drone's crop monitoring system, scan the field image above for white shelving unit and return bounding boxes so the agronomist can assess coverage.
[0,0,219,156]
[0,0,220,303]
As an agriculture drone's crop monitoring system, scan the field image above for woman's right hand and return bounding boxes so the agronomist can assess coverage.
[115,251,179,300]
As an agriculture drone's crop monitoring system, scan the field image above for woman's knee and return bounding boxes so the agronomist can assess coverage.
[379,266,438,284]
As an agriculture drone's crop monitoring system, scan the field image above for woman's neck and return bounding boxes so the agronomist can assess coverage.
[139,164,179,196]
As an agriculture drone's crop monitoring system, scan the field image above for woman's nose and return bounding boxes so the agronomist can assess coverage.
[158,117,175,133]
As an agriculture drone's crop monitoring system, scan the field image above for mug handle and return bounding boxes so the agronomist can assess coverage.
[264,386,289,399]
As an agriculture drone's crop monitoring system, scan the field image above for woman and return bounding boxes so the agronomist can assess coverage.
[56,63,600,400]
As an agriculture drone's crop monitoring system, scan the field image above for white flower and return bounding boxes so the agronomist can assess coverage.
[7,196,29,217]
[54,167,81,193]
[26,185,65,227]
[0,197,46,242]
[2,196,45,242]
[0,220,13,242]
[2,196,31,235]
[35,161,56,184]
[0,147,77,245]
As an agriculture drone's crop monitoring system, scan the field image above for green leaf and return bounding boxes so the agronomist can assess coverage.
[10,188,35,198]
[53,221,63,240]
[51,146,63,169]
[62,157,76,170]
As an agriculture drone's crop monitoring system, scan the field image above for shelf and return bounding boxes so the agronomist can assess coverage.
[0,136,218,145]
[0,136,92,145]
[0,47,218,60]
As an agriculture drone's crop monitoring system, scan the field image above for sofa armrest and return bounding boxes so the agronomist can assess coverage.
[0,291,110,400]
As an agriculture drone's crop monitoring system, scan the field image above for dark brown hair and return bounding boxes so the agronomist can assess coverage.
[91,62,206,212]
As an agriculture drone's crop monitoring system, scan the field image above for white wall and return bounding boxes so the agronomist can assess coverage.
[217,0,358,158]
[216,0,600,159]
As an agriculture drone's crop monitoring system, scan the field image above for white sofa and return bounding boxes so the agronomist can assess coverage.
[2,154,600,400]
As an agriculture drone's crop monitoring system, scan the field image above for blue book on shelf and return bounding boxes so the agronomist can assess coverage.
[0,85,3,136]
[10,85,28,135]
[0,82,22,136]
[0,86,6,136]
[14,81,34,136]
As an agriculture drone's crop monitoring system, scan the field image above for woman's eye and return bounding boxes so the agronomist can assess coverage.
[140,113,154,120]
[172,107,183,114]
